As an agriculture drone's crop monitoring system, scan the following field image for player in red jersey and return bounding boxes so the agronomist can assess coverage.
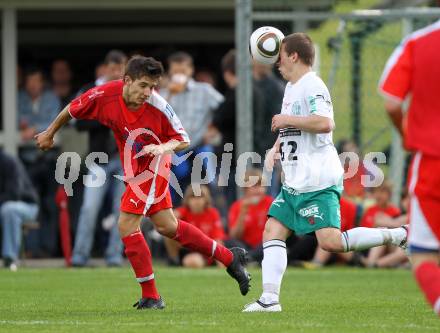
[379,19,440,316]
[35,55,250,309]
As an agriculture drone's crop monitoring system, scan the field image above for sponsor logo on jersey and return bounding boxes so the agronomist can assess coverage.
[130,198,140,207]
[88,89,104,100]
[282,185,300,195]
[272,197,285,207]
[280,127,301,137]
[299,204,324,222]
[291,101,301,115]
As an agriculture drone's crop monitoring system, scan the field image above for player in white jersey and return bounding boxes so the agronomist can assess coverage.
[243,32,409,312]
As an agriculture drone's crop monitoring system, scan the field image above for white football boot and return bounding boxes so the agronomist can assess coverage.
[242,300,282,312]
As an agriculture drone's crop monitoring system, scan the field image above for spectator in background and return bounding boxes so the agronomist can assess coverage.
[18,66,61,256]
[71,50,127,267]
[194,68,218,88]
[252,60,285,159]
[338,139,367,202]
[359,180,400,228]
[77,50,127,95]
[164,185,225,268]
[160,52,224,205]
[226,169,272,262]
[0,150,39,270]
[51,59,75,108]
[212,49,265,207]
[19,67,61,142]
[95,62,107,81]
[252,60,285,197]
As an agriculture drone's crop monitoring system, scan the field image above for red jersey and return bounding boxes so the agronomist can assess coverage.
[69,80,189,216]
[340,197,358,232]
[379,20,440,157]
[343,164,367,199]
[228,195,273,248]
[176,206,225,241]
[360,204,401,229]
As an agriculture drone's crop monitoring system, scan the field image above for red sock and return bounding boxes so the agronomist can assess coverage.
[414,261,440,314]
[122,231,159,300]
[173,220,233,266]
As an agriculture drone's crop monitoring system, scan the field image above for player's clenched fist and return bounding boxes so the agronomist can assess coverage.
[134,144,166,159]
[271,114,292,132]
[34,131,54,151]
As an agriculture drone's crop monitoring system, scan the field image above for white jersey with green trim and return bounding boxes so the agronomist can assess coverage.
[278,71,343,192]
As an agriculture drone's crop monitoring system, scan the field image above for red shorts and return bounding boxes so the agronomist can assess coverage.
[120,155,173,216]
[407,152,440,250]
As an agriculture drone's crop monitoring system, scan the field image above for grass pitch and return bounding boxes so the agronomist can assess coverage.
[0,266,438,333]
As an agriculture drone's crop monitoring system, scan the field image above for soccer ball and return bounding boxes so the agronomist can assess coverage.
[249,26,285,65]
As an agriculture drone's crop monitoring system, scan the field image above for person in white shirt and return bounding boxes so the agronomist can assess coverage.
[243,32,408,312]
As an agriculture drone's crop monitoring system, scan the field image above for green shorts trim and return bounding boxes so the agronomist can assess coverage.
[268,185,342,235]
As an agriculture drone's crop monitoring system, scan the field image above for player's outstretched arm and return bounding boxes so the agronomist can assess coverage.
[134,140,189,159]
[34,103,72,151]
[171,140,190,152]
[271,114,334,133]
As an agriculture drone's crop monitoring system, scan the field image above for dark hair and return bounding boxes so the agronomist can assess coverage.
[24,66,44,78]
[221,49,236,75]
[104,49,127,65]
[167,51,193,66]
[125,55,164,80]
[282,33,315,66]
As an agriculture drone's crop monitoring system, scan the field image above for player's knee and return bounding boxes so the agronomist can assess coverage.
[262,218,289,242]
[118,221,131,238]
[155,223,177,238]
[117,213,141,238]
[319,239,343,253]
[410,253,439,271]
[150,209,178,238]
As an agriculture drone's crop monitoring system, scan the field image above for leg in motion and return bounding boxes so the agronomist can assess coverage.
[243,218,290,312]
[315,226,408,253]
[150,208,251,295]
[119,212,164,310]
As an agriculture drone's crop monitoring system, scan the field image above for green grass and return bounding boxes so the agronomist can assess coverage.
[0,266,439,333]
